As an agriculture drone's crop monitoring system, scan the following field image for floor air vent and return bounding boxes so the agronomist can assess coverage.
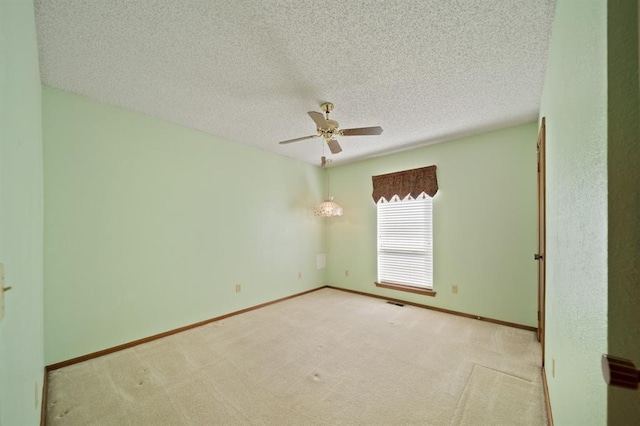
[386,301,404,307]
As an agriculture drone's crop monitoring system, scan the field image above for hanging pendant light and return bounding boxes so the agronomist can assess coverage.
[314,196,343,217]
[315,156,343,217]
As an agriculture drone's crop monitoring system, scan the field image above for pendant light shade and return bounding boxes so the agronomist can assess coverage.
[314,196,343,217]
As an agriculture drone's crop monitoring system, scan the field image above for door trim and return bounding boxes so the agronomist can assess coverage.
[536,117,547,366]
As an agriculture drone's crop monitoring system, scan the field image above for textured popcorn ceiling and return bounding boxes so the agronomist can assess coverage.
[35,0,556,166]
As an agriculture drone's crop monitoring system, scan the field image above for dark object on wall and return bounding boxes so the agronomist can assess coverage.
[602,354,640,389]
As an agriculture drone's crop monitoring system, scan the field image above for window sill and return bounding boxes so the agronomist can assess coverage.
[375,282,437,297]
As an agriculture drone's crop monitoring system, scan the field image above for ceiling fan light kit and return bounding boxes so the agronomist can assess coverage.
[278,102,383,155]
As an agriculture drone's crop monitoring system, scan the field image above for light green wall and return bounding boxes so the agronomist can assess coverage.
[607,0,639,423]
[0,0,45,425]
[43,87,326,364]
[539,0,608,424]
[325,123,538,327]
[31,2,640,423]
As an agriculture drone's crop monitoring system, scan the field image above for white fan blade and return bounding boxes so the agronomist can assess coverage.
[341,126,383,136]
[308,111,330,128]
[279,134,320,144]
[327,138,343,154]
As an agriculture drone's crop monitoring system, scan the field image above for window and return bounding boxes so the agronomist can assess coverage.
[376,193,434,295]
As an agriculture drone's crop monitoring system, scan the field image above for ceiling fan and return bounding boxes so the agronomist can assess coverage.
[278,102,383,154]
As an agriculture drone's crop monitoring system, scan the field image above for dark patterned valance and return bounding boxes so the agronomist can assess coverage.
[372,165,438,202]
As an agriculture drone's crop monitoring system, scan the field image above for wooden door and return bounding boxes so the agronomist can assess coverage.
[536,117,546,365]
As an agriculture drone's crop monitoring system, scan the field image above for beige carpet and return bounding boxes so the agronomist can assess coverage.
[450,364,544,426]
[46,288,547,425]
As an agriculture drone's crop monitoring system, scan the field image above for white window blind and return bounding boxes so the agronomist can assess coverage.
[377,194,432,289]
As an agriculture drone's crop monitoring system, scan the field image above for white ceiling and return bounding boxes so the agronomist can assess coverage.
[35,0,556,166]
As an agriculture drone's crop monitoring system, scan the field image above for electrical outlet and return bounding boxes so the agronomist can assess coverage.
[452,284,458,294]
[235,284,242,293]
[297,272,302,279]
[345,270,349,277]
